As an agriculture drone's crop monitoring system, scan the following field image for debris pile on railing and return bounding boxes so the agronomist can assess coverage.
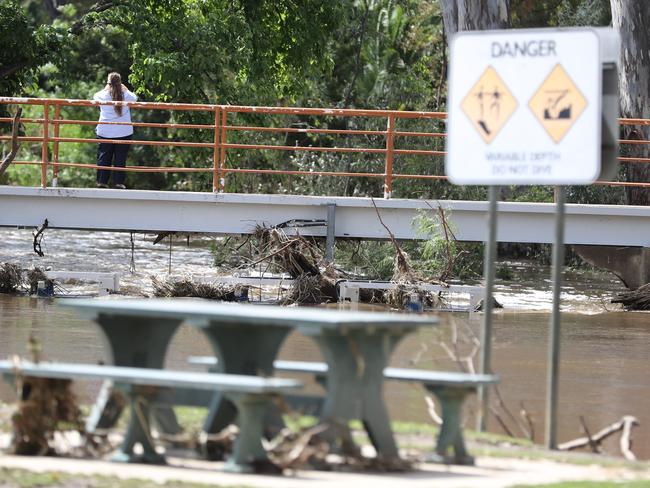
[151,275,246,301]
[0,263,54,296]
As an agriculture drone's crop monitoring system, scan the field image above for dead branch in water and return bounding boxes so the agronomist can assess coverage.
[33,219,48,257]
[558,415,639,460]
[0,107,22,176]
[370,197,448,309]
[423,201,467,283]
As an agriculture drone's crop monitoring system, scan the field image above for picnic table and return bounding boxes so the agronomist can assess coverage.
[63,298,438,460]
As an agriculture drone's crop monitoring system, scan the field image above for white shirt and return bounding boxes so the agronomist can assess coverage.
[93,88,138,138]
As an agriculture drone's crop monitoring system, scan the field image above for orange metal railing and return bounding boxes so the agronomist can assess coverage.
[0,96,649,196]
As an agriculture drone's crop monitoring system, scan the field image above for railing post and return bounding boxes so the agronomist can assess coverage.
[212,107,221,192]
[384,115,395,199]
[219,108,228,192]
[41,101,50,188]
[52,104,61,187]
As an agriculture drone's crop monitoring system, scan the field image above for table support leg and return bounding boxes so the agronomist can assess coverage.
[427,386,474,465]
[361,382,399,458]
[111,393,165,465]
[224,393,276,474]
[88,316,182,435]
[314,332,400,459]
[201,325,290,434]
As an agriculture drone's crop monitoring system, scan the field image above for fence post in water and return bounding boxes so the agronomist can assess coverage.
[477,185,498,432]
[41,101,50,188]
[546,185,566,449]
[384,115,395,199]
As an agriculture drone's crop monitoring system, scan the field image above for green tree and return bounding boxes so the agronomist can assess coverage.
[0,0,63,96]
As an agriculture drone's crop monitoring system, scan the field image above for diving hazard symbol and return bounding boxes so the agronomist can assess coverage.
[460,66,517,144]
[528,64,587,143]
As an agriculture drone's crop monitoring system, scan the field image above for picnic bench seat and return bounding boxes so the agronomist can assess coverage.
[188,356,498,465]
[0,359,302,473]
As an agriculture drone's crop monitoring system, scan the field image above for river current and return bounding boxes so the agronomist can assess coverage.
[0,229,648,459]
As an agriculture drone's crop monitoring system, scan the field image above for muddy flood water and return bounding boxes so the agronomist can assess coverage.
[0,229,649,460]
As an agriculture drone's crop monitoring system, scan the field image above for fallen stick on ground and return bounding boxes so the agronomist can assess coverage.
[558,415,639,460]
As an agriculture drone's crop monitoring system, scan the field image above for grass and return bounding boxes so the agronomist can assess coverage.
[0,467,254,488]
[1,403,649,476]
[509,482,650,488]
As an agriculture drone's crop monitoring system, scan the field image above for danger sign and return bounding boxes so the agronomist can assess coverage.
[446,28,602,185]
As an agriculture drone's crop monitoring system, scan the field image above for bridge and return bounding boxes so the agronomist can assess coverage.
[2,186,650,247]
[1,97,650,286]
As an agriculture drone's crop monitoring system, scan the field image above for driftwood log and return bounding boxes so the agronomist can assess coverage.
[611,283,650,310]
[558,415,639,461]
[0,107,22,176]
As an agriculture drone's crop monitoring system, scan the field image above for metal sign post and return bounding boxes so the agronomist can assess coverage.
[446,27,618,443]
[477,185,498,431]
[546,186,566,448]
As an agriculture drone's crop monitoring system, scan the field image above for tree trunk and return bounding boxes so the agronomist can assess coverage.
[439,0,458,37]
[439,0,510,37]
[611,0,650,205]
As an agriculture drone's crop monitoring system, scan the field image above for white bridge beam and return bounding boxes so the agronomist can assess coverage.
[1,186,650,247]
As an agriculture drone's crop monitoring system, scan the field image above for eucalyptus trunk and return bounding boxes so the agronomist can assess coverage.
[439,0,510,37]
[611,0,650,205]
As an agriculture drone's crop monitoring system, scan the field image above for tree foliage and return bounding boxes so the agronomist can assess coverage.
[0,0,633,206]
[0,0,63,96]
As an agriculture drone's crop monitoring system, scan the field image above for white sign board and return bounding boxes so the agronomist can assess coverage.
[446,28,601,185]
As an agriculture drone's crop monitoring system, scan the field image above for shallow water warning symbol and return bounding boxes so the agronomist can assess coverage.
[528,64,587,143]
[461,66,517,144]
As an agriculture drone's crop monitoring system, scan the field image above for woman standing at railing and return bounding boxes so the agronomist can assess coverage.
[93,72,137,189]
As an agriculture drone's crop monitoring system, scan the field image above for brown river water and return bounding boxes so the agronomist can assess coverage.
[0,229,648,459]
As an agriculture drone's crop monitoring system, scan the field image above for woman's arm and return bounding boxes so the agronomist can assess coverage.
[121,85,138,102]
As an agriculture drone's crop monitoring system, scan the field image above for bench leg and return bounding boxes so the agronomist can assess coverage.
[86,380,124,432]
[426,386,474,465]
[112,394,165,465]
[87,381,183,437]
[223,393,275,474]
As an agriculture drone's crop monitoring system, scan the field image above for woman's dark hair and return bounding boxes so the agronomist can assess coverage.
[108,72,124,116]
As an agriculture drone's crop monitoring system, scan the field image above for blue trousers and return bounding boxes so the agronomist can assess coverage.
[96,135,132,185]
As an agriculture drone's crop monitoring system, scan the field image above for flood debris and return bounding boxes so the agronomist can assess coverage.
[265,422,412,472]
[250,226,339,305]
[371,198,447,310]
[26,267,52,295]
[151,276,247,301]
[611,283,650,310]
[0,263,22,293]
[0,264,55,296]
[473,296,504,312]
[8,336,86,456]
